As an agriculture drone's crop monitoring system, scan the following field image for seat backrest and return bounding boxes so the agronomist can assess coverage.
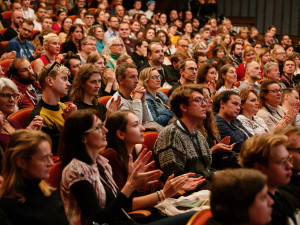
[7,107,34,128]
[98,96,112,107]
[0,58,13,77]
[0,28,7,35]
[157,88,170,96]
[69,15,77,22]
[45,161,63,191]
[186,209,213,225]
[1,11,12,19]
[143,132,159,150]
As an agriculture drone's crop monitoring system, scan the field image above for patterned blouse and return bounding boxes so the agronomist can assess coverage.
[60,156,118,225]
[237,115,269,136]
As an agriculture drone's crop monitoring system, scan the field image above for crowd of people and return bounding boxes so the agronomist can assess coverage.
[0,0,300,224]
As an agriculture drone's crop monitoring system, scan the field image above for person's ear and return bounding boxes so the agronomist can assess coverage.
[16,158,27,170]
[179,103,188,112]
[82,135,87,144]
[253,162,267,173]
[116,130,125,140]
[45,76,53,87]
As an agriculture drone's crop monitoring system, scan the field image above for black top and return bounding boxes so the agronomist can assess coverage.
[0,179,68,225]
[4,27,18,41]
[62,41,79,54]
[168,81,182,97]
[131,52,148,70]
[73,100,107,122]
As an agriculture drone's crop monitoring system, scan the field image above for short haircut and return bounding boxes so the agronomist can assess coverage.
[210,168,267,224]
[263,61,278,74]
[0,78,19,112]
[239,133,288,168]
[178,58,195,71]
[169,83,204,118]
[177,36,190,45]
[283,57,296,67]
[61,51,81,70]
[147,41,162,56]
[199,27,210,34]
[281,88,296,104]
[134,38,147,51]
[231,42,243,54]
[81,36,96,46]
[41,15,52,22]
[43,33,59,48]
[272,125,300,138]
[39,63,70,90]
[21,19,34,27]
[108,15,118,22]
[84,10,94,17]
[170,51,188,64]
[192,51,206,64]
[115,62,137,81]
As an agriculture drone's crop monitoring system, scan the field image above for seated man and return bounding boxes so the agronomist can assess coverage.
[6,19,44,62]
[238,61,261,95]
[131,38,148,70]
[4,10,23,41]
[8,57,42,108]
[239,133,299,225]
[33,5,46,31]
[281,88,300,127]
[279,58,298,88]
[78,36,97,64]
[28,63,77,154]
[106,62,153,125]
[152,84,214,189]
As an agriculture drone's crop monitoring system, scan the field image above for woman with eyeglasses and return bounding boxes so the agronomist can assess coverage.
[59,109,196,225]
[0,78,43,151]
[237,89,269,136]
[257,79,299,131]
[102,37,128,71]
[86,52,118,96]
[213,90,252,154]
[138,67,173,126]
[34,33,61,76]
[0,129,69,225]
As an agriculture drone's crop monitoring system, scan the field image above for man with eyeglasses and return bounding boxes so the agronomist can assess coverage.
[78,36,97,64]
[104,16,119,42]
[168,58,197,97]
[139,42,177,88]
[176,36,191,57]
[273,126,300,208]
[153,84,214,190]
[6,19,44,62]
[279,58,298,89]
[240,132,299,225]
[83,11,95,32]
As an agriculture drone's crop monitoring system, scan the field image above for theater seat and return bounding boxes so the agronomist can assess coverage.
[7,107,34,128]
[0,41,9,52]
[98,96,112,107]
[31,30,40,39]
[186,209,213,225]
[0,28,7,36]
[69,15,77,22]
[45,161,63,191]
[1,11,12,19]
[0,59,13,77]
[157,88,170,96]
[143,132,159,150]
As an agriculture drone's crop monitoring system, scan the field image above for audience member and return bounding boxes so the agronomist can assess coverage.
[139,67,173,126]
[216,64,239,93]
[264,62,280,81]
[33,6,46,31]
[281,88,300,127]
[8,57,42,108]
[262,32,273,48]
[229,43,243,68]
[197,63,217,94]
[176,36,191,57]
[4,11,23,41]
[168,58,198,97]
[68,0,86,16]
[21,0,34,20]
[279,58,297,88]
[128,0,143,18]
[52,8,67,32]
[62,24,84,54]
[145,0,155,20]
[0,129,69,225]
[83,11,95,32]
[271,45,286,76]
[118,22,135,55]
[78,36,97,64]
[281,34,290,49]
[236,46,256,80]
[103,16,119,42]
[74,8,86,25]
[237,89,269,135]
[238,61,261,94]
[192,51,207,69]
[28,63,77,154]
[58,17,73,43]
[131,38,148,70]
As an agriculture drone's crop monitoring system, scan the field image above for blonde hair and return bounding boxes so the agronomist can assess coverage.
[239,133,289,168]
[0,130,54,203]
[39,63,70,89]
[138,67,157,89]
[242,46,255,61]
[43,33,59,48]
[271,45,284,60]
[256,48,270,66]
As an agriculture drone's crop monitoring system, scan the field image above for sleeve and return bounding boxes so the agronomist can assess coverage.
[146,99,172,126]
[6,40,19,54]
[237,116,254,136]
[70,181,133,224]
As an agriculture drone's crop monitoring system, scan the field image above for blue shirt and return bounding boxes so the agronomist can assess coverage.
[6,37,35,61]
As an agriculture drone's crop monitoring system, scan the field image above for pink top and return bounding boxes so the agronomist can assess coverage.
[52,23,61,31]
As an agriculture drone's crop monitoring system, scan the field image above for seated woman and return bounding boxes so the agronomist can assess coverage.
[237,89,269,135]
[74,8,86,25]
[256,79,299,131]
[62,24,84,54]
[138,67,173,126]
[197,63,217,94]
[216,64,239,93]
[102,37,128,71]
[52,8,67,32]
[58,17,73,43]
[213,90,252,153]
[88,25,105,53]
[103,110,204,197]
[0,78,43,150]
[197,86,237,170]
[59,109,196,225]
[34,33,61,76]
[0,129,68,225]
[208,168,273,225]
[86,51,118,96]
[71,64,120,122]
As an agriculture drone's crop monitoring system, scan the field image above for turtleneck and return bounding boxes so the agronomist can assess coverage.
[111,53,121,62]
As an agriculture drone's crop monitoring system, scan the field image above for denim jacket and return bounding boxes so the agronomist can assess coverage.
[146,91,173,126]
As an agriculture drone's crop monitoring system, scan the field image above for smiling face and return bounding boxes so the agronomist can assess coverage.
[244,50,256,62]
[130,21,140,33]
[21,141,54,180]
[145,28,155,40]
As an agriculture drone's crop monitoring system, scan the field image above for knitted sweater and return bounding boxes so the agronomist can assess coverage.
[152,120,213,189]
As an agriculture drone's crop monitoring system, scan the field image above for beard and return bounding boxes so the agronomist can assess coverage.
[19,73,36,84]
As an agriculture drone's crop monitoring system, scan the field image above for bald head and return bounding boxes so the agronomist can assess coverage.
[245,61,261,81]
[11,11,23,28]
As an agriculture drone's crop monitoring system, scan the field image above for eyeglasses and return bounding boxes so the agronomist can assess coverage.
[36,154,54,163]
[151,75,161,80]
[276,52,286,55]
[0,93,19,100]
[85,123,105,133]
[85,43,97,46]
[272,155,293,167]
[111,44,123,47]
[189,97,207,105]
[267,89,282,94]
[187,67,198,72]
[178,45,189,48]
[287,147,300,154]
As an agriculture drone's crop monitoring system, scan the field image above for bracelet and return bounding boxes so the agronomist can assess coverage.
[156,191,162,202]
[160,190,166,201]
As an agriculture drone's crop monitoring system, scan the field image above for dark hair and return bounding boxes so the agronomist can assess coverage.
[84,10,94,17]
[213,90,239,113]
[283,57,296,67]
[216,64,235,90]
[210,168,267,224]
[61,51,81,70]
[105,110,134,176]
[192,51,206,64]
[259,79,280,108]
[212,44,225,59]
[156,30,171,46]
[59,109,101,167]
[171,51,188,64]
[66,23,83,43]
[239,89,258,114]
[231,42,243,54]
[59,16,72,33]
[21,19,34,27]
[143,27,156,41]
[197,63,216,84]
[116,62,137,81]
